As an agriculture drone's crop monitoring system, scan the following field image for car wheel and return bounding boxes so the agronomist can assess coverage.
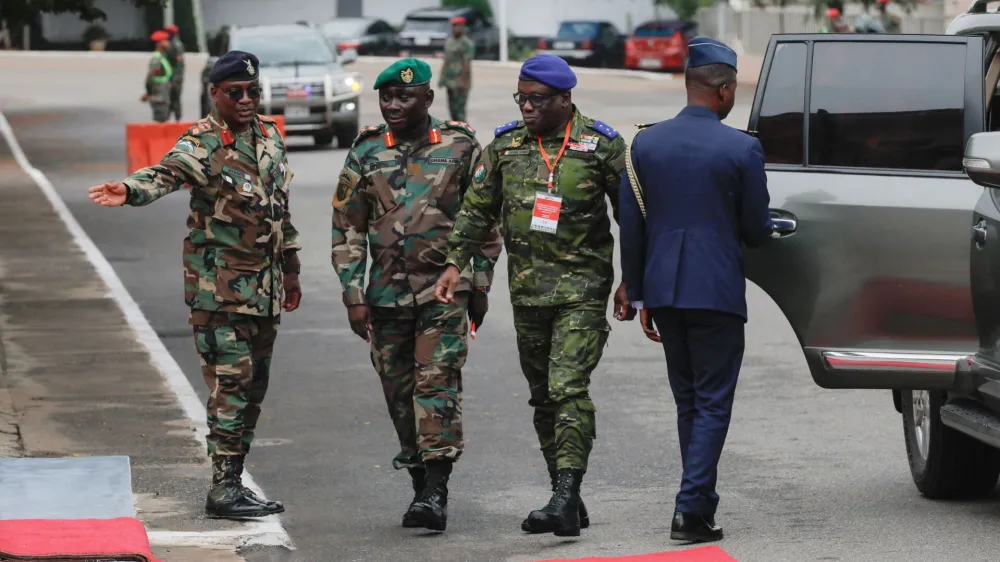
[337,120,359,149]
[901,389,1000,499]
[313,133,335,147]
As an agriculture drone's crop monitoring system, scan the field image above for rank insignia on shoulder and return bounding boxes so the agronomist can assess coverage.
[590,120,618,139]
[494,120,520,137]
[445,120,476,136]
[352,125,382,147]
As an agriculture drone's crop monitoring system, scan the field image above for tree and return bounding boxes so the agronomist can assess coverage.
[440,0,493,19]
[1,0,166,24]
[655,0,714,22]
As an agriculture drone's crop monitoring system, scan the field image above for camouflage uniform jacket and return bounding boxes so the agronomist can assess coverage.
[446,107,626,307]
[440,35,475,89]
[167,36,185,83]
[145,50,172,103]
[331,116,501,308]
[122,113,301,317]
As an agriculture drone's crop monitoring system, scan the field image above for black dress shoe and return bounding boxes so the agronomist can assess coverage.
[670,511,723,543]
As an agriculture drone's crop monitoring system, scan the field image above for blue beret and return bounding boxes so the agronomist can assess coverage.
[519,54,577,91]
[686,37,737,70]
[209,50,260,84]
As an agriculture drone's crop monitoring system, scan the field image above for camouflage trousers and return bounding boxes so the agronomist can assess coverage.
[150,101,170,123]
[512,300,610,473]
[169,81,183,121]
[190,310,279,457]
[446,87,469,123]
[370,294,469,470]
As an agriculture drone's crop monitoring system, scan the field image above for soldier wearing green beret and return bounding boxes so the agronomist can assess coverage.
[331,58,501,532]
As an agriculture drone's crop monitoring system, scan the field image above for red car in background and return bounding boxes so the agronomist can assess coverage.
[625,20,698,72]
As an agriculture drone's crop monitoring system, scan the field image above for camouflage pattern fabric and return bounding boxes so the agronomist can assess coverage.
[440,34,475,90]
[370,294,469,469]
[122,113,302,317]
[446,106,627,307]
[146,51,172,123]
[331,115,501,308]
[167,37,185,120]
[191,311,279,456]
[513,300,609,472]
[445,87,469,123]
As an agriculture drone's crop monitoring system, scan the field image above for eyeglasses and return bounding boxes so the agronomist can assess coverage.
[223,86,262,102]
[513,92,555,107]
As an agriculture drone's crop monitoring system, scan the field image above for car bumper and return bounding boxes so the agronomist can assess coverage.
[261,92,359,135]
[626,52,685,71]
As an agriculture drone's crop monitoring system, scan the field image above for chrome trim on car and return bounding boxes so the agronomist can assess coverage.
[822,351,965,372]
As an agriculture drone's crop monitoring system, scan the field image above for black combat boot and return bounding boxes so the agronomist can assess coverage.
[234,454,284,513]
[402,466,427,528]
[522,468,583,536]
[408,460,452,531]
[522,469,589,533]
[205,456,282,519]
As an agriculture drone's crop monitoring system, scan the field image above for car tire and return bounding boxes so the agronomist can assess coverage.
[901,389,1000,499]
[313,133,335,147]
[336,120,359,149]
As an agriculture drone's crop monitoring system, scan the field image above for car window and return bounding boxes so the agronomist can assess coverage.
[402,18,450,33]
[557,22,599,38]
[633,22,684,37]
[235,30,336,65]
[320,19,367,38]
[808,41,967,172]
[757,42,807,165]
[372,21,393,34]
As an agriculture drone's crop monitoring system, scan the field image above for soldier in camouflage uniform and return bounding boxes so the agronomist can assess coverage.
[143,30,173,123]
[436,53,632,537]
[88,50,301,520]
[165,24,186,121]
[438,16,475,122]
[332,58,500,532]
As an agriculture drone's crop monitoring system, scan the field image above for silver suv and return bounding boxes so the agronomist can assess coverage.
[201,23,362,148]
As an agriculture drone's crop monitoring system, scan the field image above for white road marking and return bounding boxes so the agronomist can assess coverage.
[0,110,293,550]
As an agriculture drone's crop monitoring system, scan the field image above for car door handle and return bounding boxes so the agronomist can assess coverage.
[974,219,988,246]
[770,211,797,238]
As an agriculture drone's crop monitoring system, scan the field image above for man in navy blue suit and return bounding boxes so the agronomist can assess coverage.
[618,37,773,543]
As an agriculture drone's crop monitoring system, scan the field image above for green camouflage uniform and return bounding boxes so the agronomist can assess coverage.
[167,35,186,120]
[122,113,301,457]
[332,116,501,470]
[446,107,626,473]
[146,50,173,123]
[439,35,475,122]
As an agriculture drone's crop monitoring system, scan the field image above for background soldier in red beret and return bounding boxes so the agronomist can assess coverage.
[143,30,173,123]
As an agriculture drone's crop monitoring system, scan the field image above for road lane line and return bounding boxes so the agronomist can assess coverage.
[0,110,293,550]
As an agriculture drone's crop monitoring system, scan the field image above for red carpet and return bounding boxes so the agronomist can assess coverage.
[538,546,737,562]
[0,518,161,561]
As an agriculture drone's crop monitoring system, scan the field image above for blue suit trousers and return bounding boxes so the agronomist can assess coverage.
[651,307,744,517]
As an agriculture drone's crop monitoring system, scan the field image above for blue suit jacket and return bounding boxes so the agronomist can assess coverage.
[619,105,772,321]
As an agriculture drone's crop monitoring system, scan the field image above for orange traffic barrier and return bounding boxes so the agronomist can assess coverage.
[125,116,286,175]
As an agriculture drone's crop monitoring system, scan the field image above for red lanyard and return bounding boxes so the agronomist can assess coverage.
[537,120,572,192]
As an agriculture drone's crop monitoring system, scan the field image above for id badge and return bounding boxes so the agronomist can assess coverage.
[530,192,562,234]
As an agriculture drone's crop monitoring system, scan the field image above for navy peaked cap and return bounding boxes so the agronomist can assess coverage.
[686,37,737,70]
[209,50,260,84]
[519,53,577,91]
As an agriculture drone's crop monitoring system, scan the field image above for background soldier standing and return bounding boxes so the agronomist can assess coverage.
[439,16,475,122]
[87,50,302,520]
[143,30,173,123]
[332,58,500,532]
[436,53,632,537]
[165,24,186,120]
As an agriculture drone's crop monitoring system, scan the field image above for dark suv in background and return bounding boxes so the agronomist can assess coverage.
[396,6,500,60]
[537,20,626,68]
[202,23,362,148]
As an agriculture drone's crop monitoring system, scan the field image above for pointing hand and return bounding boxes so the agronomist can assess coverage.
[87,182,128,207]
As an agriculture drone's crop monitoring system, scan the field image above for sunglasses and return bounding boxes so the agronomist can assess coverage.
[513,92,557,107]
[223,86,262,102]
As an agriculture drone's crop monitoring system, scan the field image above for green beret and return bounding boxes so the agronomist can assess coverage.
[372,58,432,90]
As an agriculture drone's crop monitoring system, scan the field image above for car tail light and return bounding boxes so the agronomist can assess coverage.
[582,39,592,49]
[338,41,361,51]
[625,39,635,53]
[670,32,683,48]
[537,38,547,50]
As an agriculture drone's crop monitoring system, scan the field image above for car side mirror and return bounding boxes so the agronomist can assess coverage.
[964,132,1000,188]
[340,49,358,65]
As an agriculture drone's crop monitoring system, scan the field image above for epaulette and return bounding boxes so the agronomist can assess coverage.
[442,120,476,137]
[589,120,619,139]
[352,124,384,148]
[494,120,523,137]
[185,118,214,137]
[258,114,277,124]
[635,122,655,130]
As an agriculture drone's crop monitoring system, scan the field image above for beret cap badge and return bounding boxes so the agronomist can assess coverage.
[400,67,414,83]
[245,58,255,75]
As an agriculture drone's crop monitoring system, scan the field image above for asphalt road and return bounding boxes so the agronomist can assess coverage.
[3,53,1000,562]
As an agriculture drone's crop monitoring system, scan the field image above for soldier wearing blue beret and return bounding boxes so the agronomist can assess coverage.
[437,52,631,537]
[620,36,773,543]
